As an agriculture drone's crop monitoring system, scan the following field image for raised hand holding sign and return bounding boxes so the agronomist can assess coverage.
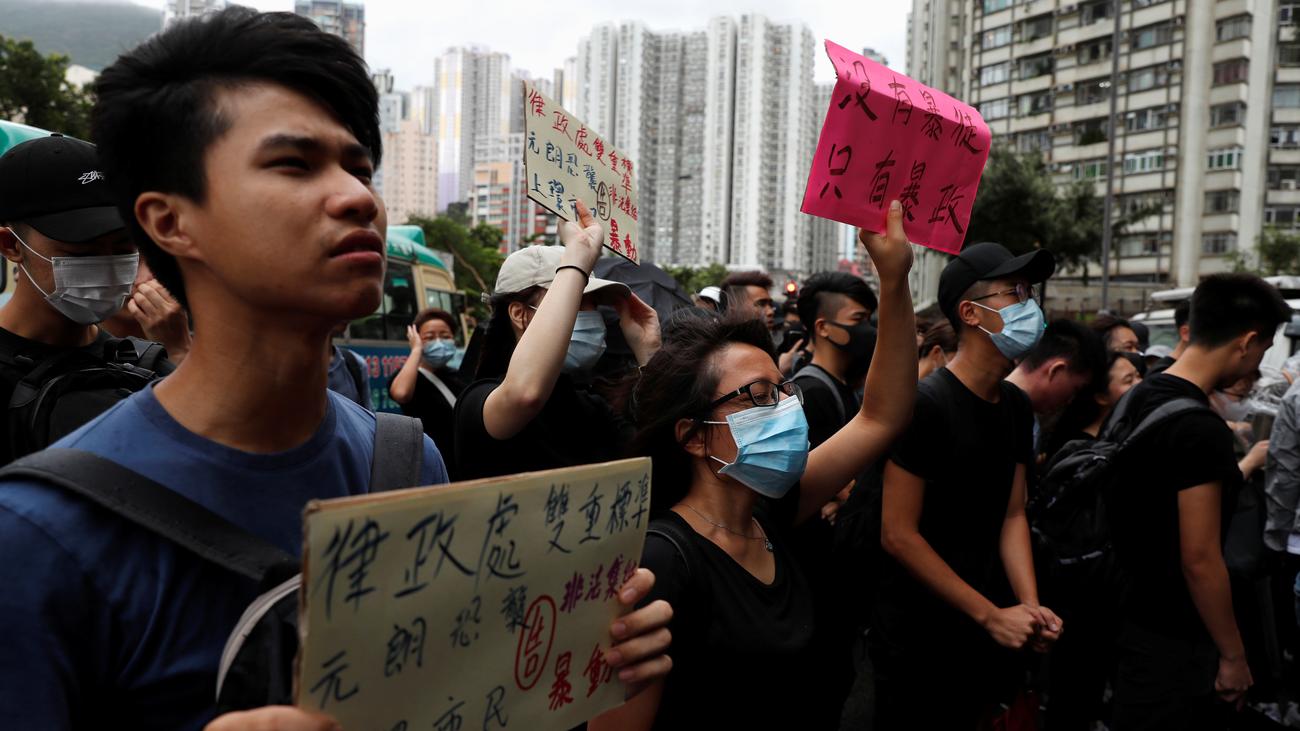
[802,40,992,255]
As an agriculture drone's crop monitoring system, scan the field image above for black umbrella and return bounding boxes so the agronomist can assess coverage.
[593,256,694,324]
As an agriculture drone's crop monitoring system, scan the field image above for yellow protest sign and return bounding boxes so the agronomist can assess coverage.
[297,458,652,730]
[522,81,640,264]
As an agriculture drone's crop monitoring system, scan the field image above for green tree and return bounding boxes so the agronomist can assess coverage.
[407,215,505,318]
[1230,226,1300,275]
[0,35,93,139]
[664,262,728,295]
[967,145,1164,284]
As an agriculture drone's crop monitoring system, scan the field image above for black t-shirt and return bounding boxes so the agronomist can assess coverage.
[873,367,1034,656]
[388,366,464,469]
[1105,373,1240,642]
[453,374,626,480]
[0,326,119,466]
[794,364,859,449]
[639,508,815,729]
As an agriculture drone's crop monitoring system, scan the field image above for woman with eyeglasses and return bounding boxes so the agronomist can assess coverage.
[589,202,916,731]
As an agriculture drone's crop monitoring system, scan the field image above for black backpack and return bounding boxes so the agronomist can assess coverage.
[0,411,425,713]
[1028,390,1209,574]
[0,335,171,461]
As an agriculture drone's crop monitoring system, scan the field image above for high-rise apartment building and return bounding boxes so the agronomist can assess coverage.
[568,15,836,273]
[907,0,1298,304]
[470,134,555,253]
[432,47,512,211]
[380,117,438,225]
[162,0,226,29]
[293,0,364,55]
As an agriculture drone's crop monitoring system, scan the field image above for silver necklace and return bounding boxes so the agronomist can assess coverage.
[682,503,773,552]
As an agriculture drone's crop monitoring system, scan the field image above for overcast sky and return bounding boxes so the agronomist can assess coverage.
[124,0,909,90]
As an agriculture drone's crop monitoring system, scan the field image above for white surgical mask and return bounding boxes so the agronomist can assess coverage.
[17,233,139,325]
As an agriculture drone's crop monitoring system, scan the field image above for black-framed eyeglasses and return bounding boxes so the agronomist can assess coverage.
[970,282,1037,304]
[707,379,803,411]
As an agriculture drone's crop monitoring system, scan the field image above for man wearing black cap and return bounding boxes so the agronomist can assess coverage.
[0,133,160,464]
[871,242,1063,728]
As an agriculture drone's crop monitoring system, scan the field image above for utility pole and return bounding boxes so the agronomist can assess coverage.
[1098,0,1123,312]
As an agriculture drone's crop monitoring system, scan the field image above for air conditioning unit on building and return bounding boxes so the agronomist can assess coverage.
[1167,59,1182,70]
[1057,4,1077,15]
[1173,16,1184,26]
[1055,44,1076,55]
[1054,82,1074,92]
[1050,122,1071,132]
[1283,179,1298,190]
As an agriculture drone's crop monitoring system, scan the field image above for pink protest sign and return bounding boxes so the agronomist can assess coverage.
[802,40,991,255]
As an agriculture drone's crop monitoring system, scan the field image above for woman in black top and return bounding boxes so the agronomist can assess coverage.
[588,204,916,730]
[388,307,464,466]
[453,202,660,480]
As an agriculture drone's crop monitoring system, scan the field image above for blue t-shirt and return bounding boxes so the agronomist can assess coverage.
[0,385,447,730]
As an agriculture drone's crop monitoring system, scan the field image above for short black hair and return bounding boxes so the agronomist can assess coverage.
[413,307,457,336]
[91,7,381,306]
[1188,273,1291,348]
[796,272,878,341]
[1174,300,1190,329]
[1021,319,1107,378]
[719,270,773,311]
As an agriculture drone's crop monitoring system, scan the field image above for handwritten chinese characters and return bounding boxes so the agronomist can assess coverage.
[522,82,640,264]
[299,458,651,731]
[801,40,991,255]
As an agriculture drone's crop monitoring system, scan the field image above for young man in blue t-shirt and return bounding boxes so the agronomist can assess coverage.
[0,9,671,730]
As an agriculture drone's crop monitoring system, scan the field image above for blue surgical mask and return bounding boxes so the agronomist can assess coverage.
[421,339,457,369]
[564,310,607,373]
[972,298,1046,360]
[704,394,810,499]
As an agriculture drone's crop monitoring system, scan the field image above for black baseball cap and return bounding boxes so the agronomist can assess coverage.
[938,242,1055,322]
[0,134,124,243]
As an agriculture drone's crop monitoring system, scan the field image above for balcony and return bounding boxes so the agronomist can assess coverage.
[1212,38,1250,64]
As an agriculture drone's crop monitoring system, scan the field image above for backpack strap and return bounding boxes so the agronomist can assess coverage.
[0,448,293,582]
[646,516,701,583]
[370,412,425,492]
[793,364,846,424]
[1115,396,1210,451]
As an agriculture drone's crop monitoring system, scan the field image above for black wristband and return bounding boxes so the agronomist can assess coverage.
[555,265,590,284]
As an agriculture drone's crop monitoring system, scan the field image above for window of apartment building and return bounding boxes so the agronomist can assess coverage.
[1074,158,1109,180]
[1215,15,1251,42]
[982,97,1012,120]
[1132,21,1175,50]
[1204,190,1240,214]
[1134,0,1169,7]
[1207,147,1243,170]
[981,25,1012,49]
[1123,149,1165,174]
[1209,102,1245,127]
[1075,118,1109,145]
[1202,232,1237,255]
[1276,85,1300,108]
[1128,65,1169,92]
[1268,166,1300,190]
[1077,77,1111,105]
[1078,38,1112,65]
[1021,15,1053,42]
[1082,0,1112,25]
[1267,207,1300,228]
[1126,104,1176,132]
[1017,129,1052,153]
[1118,231,1172,257]
[981,61,1010,85]
[1212,59,1249,86]
[1019,90,1053,116]
[1018,54,1053,80]
[1283,2,1300,24]
[983,0,1012,12]
[1273,125,1300,148]
[1122,190,1174,216]
[1281,44,1300,67]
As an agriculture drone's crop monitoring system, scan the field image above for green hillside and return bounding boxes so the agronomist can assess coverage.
[0,0,160,70]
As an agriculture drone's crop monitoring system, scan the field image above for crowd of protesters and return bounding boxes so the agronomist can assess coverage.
[0,6,1297,731]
